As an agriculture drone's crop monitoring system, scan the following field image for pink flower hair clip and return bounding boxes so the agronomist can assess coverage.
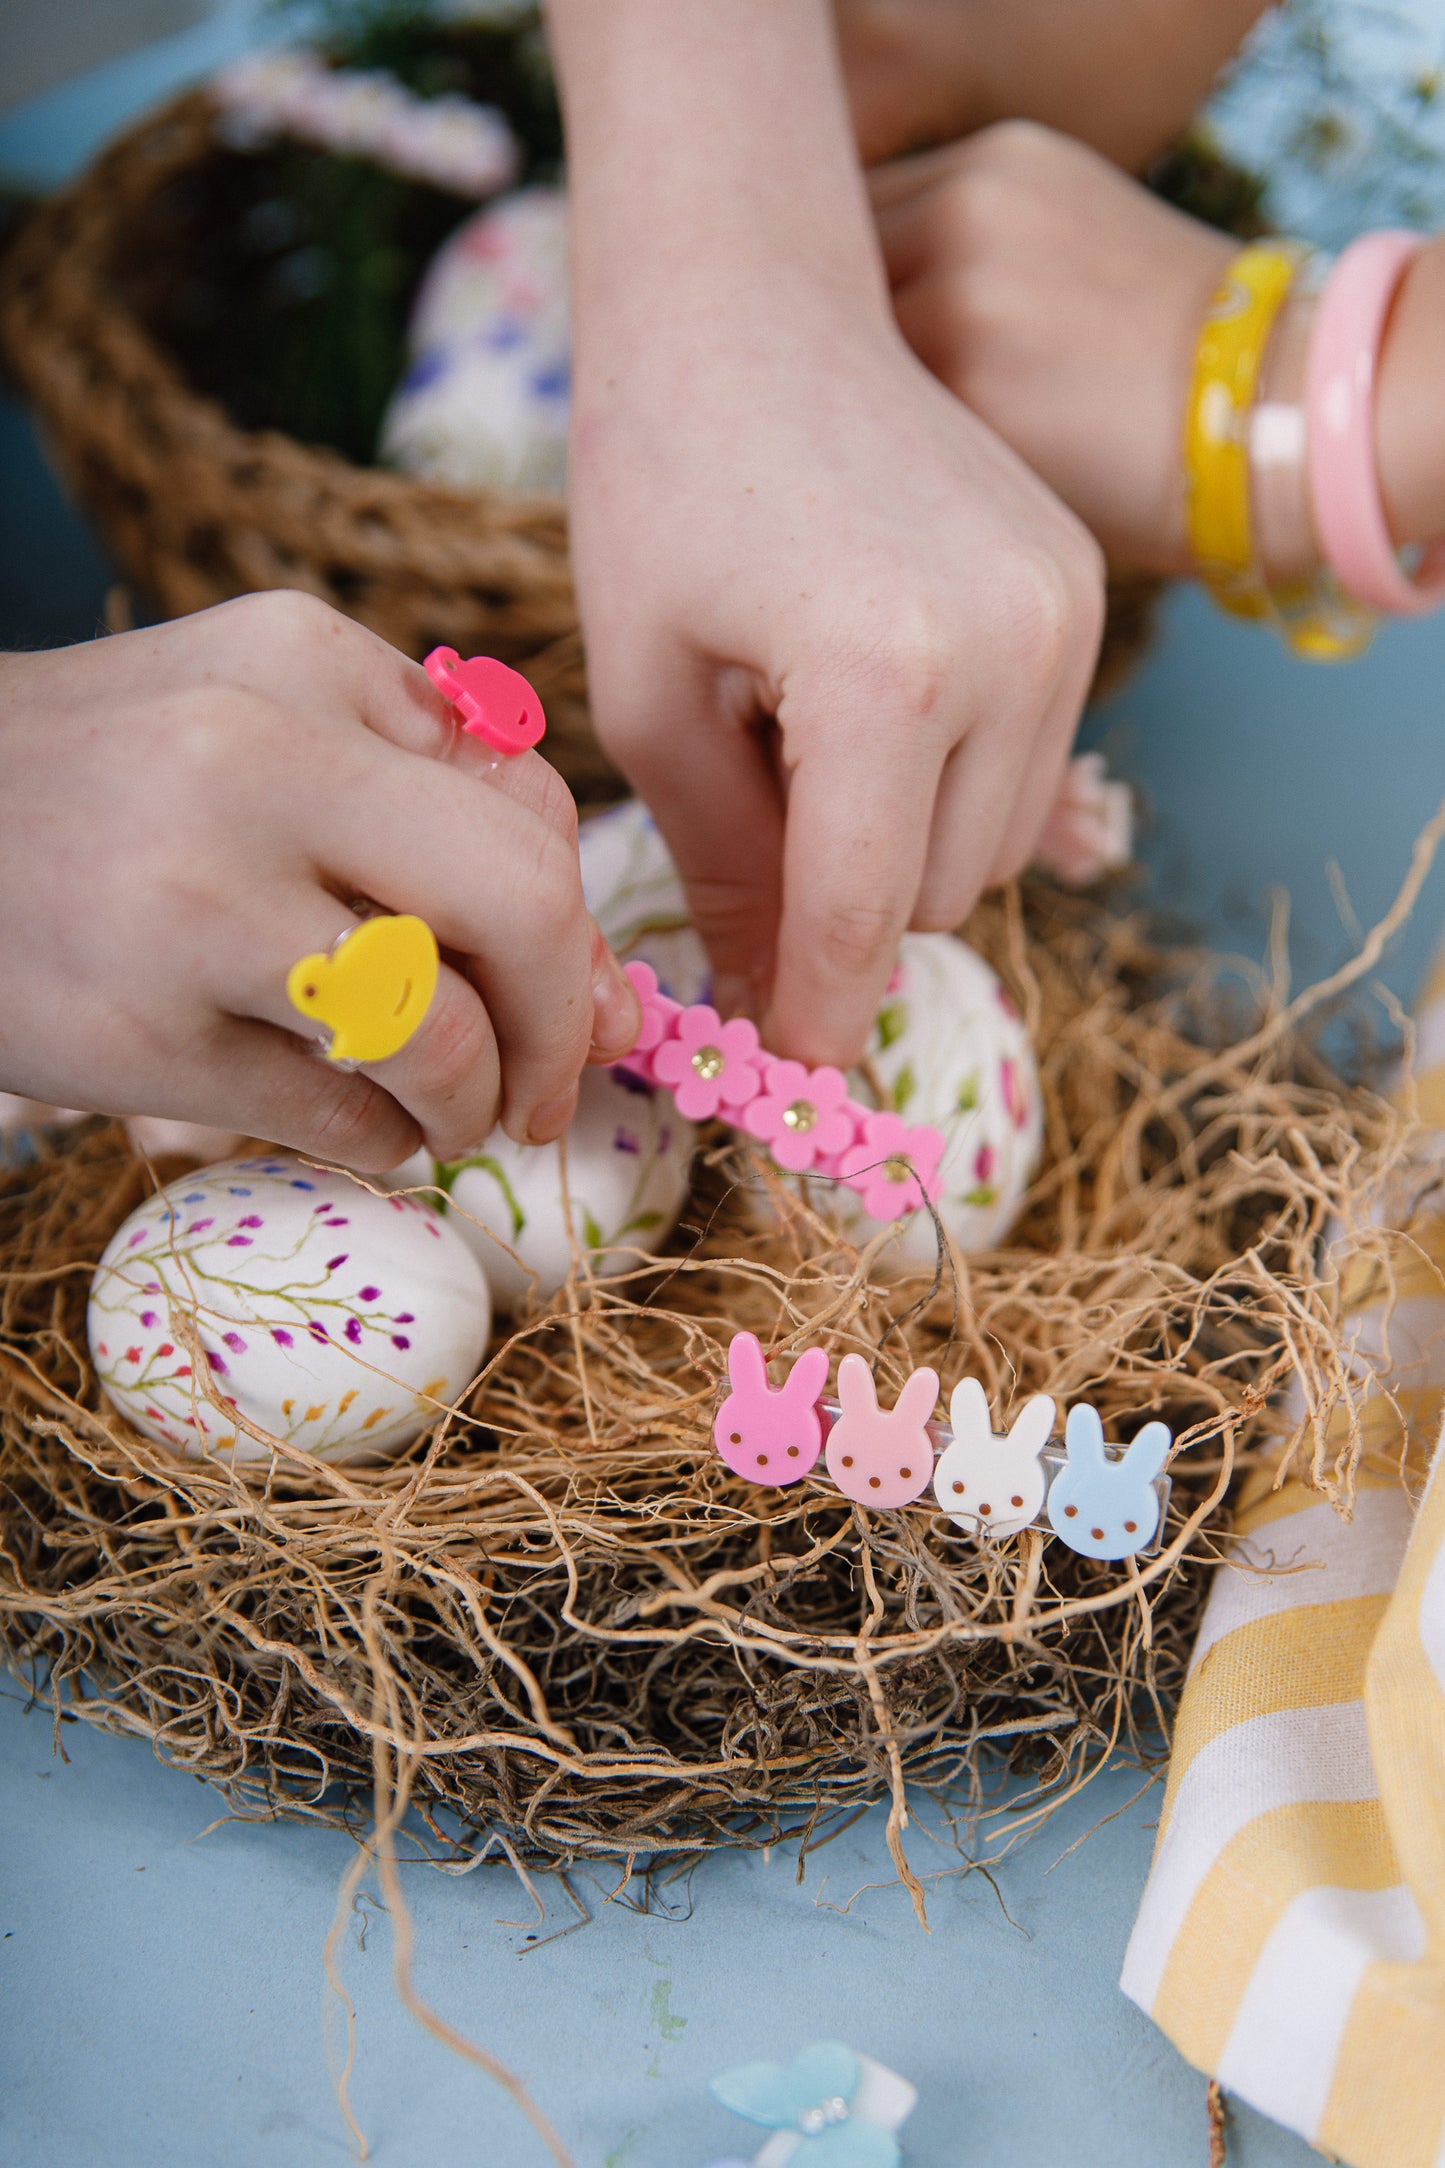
[616,979,944,1226]
[741,1059,857,1176]
[654,1007,764,1122]
[620,962,681,1085]
[839,1112,944,1219]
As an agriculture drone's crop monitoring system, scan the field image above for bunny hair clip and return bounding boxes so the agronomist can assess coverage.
[617,964,946,1226]
[706,2042,917,2167]
[714,1333,1172,1563]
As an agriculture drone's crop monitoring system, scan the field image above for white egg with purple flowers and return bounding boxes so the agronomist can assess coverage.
[433,1062,697,1312]
[88,1155,490,1463]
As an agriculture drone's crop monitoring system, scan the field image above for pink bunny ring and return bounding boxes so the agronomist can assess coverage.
[713,1331,830,1486]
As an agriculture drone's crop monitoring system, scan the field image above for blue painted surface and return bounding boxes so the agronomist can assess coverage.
[3,10,1443,2165]
[0,0,270,193]
[1084,584,1445,1019]
[0,1691,1313,2168]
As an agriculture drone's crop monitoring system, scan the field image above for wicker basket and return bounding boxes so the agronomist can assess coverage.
[0,88,1156,800]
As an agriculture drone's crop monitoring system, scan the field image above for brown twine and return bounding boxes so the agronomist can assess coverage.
[0,89,1155,749]
[1,867,1434,1896]
[5,859,1440,2159]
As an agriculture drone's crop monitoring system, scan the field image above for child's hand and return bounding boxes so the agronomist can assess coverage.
[572,287,1103,1068]
[551,0,1104,1070]
[0,594,638,1170]
[874,122,1234,575]
[835,0,1270,170]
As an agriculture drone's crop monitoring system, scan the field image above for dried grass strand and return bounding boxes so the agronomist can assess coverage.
[0,877,1432,1880]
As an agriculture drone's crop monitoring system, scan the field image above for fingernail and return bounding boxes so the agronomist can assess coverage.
[525,1087,578,1146]
[711,972,754,1023]
[589,945,641,1061]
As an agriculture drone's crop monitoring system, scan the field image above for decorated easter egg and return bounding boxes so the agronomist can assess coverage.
[88,1154,490,1463]
[580,804,1041,1261]
[830,931,1043,1265]
[579,797,711,1010]
[379,187,571,495]
[431,1062,697,1311]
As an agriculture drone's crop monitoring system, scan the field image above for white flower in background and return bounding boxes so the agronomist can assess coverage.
[211,50,520,200]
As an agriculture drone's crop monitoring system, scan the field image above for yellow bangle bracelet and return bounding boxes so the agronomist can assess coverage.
[1183,241,1308,620]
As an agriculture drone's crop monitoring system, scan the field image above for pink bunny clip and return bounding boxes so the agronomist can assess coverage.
[713,1331,830,1486]
[824,1354,939,1508]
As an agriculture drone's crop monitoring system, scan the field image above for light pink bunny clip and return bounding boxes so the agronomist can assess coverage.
[713,1331,831,1486]
[824,1353,939,1508]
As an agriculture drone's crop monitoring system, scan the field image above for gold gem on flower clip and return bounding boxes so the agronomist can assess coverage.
[712,1333,1171,1563]
[619,964,946,1223]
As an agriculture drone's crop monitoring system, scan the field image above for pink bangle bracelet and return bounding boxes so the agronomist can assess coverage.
[615,962,946,1226]
[1306,230,1445,616]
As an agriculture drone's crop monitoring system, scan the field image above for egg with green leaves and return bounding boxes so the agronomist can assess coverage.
[830,931,1042,1263]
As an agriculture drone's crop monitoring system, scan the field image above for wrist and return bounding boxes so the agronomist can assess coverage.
[545,0,888,327]
[1374,233,1445,551]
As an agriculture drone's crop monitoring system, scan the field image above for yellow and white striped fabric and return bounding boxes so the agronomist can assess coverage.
[1123,962,1445,2164]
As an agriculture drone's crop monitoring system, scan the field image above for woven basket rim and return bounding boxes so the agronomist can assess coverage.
[0,87,571,529]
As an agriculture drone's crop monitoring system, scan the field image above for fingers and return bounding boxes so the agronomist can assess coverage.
[298,737,602,1143]
[359,961,506,1160]
[867,142,964,221]
[590,645,788,1024]
[765,724,945,1066]
[183,592,580,831]
[226,889,509,1160]
[285,602,619,1075]
[583,914,642,1066]
[985,620,1100,886]
[912,600,1099,927]
[910,732,1024,933]
[164,1015,423,1173]
[871,150,976,290]
[182,597,617,1144]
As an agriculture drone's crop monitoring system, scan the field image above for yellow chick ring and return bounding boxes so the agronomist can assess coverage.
[286,914,440,1066]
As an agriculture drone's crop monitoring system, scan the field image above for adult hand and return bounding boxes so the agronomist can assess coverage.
[0,593,637,1169]
[833,0,1270,170]
[549,0,1104,1067]
[874,122,1234,575]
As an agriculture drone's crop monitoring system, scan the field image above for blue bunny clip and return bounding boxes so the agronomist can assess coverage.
[1045,1402,1172,1561]
[709,2042,901,2167]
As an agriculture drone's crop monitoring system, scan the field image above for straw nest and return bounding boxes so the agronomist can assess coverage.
[0,882,1417,1889]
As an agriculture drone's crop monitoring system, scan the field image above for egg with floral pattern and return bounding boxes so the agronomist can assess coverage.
[579,806,1040,1264]
[831,931,1043,1265]
[430,1062,697,1312]
[380,187,571,495]
[88,1155,490,1463]
[579,797,711,1012]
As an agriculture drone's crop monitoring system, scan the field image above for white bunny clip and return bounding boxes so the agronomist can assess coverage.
[931,1379,1056,1540]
